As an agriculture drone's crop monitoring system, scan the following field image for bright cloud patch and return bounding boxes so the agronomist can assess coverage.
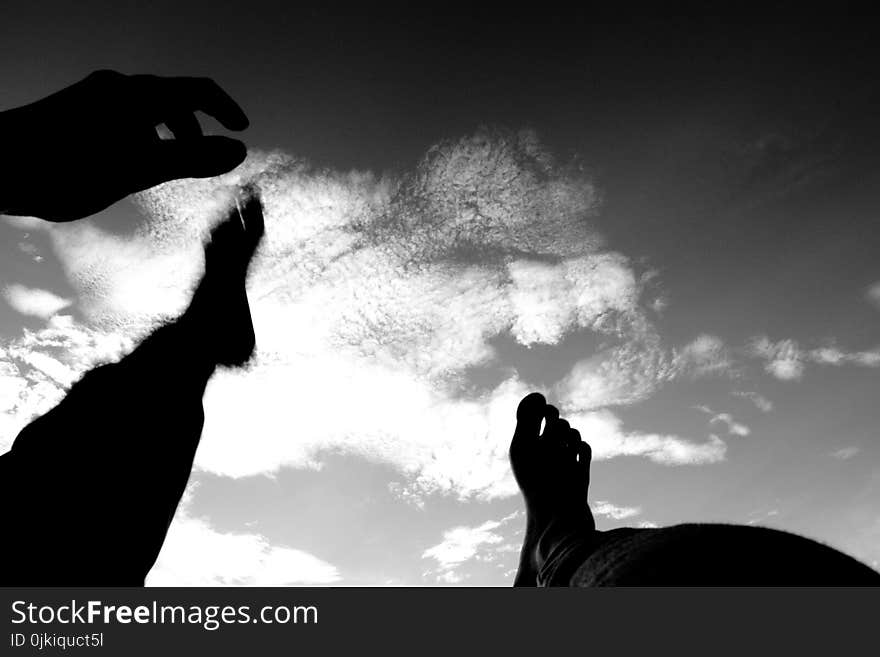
[2,284,72,318]
[569,410,727,465]
[0,315,132,453]
[421,512,519,584]
[593,500,641,520]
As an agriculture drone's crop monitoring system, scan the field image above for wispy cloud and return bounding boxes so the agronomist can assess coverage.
[749,336,880,381]
[593,500,641,520]
[694,406,751,437]
[732,390,773,412]
[422,512,519,584]
[673,334,732,378]
[2,284,72,319]
[867,282,880,310]
[0,314,132,453]
[830,446,860,461]
[568,410,727,465]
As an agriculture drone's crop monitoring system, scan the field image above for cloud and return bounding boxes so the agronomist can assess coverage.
[421,512,519,583]
[867,282,880,310]
[556,335,673,411]
[5,131,730,505]
[507,254,639,346]
[710,413,750,437]
[568,410,727,465]
[732,390,774,412]
[2,284,72,318]
[749,336,880,380]
[147,486,340,586]
[593,500,641,520]
[830,446,860,460]
[750,337,805,380]
[694,406,751,437]
[422,519,505,569]
[556,333,733,414]
[673,334,732,378]
[0,315,133,453]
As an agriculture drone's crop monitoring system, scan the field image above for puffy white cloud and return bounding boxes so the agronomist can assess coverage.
[2,284,71,318]
[751,337,805,381]
[507,254,639,346]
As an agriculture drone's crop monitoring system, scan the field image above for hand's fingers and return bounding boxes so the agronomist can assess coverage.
[164,112,203,140]
[132,74,249,131]
[134,136,246,191]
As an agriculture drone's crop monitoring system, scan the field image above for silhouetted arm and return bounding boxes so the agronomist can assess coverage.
[0,70,249,222]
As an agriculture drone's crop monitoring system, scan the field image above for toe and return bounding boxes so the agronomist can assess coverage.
[544,417,570,444]
[577,441,592,473]
[512,392,546,450]
[566,428,581,451]
[237,188,265,246]
[541,405,560,436]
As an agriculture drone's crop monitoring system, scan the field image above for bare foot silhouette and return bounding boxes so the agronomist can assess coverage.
[188,190,265,366]
[510,392,595,586]
[510,392,880,586]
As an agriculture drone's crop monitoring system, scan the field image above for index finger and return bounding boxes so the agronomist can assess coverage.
[131,74,249,131]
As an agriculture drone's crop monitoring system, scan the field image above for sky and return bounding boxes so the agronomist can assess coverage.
[1,5,878,585]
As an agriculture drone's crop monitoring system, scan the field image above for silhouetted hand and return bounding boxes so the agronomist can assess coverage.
[0,70,249,222]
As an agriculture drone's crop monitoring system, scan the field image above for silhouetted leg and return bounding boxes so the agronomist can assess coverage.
[0,194,264,585]
[509,393,880,586]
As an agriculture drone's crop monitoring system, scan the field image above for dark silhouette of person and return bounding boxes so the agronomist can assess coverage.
[0,70,256,584]
[510,392,880,585]
[0,70,248,222]
[0,192,264,585]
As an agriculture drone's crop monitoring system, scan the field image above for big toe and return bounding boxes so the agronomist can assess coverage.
[512,392,546,448]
